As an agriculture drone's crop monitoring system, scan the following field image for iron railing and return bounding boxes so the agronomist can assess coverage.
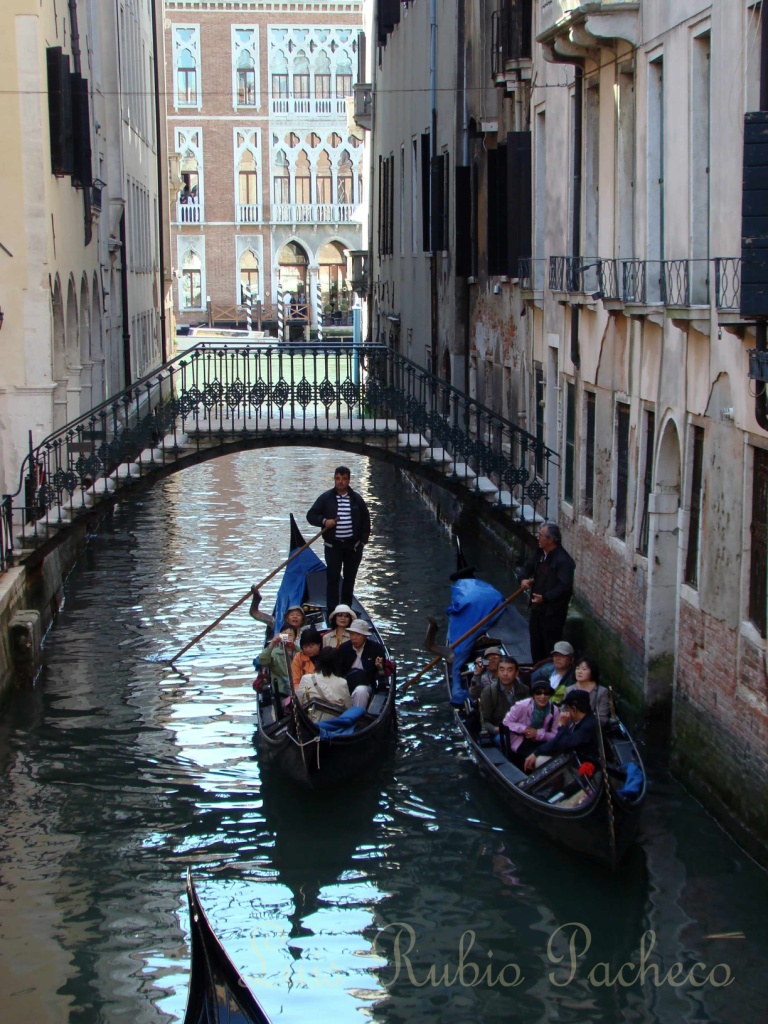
[1,343,558,573]
[715,257,741,310]
[491,1,533,77]
[519,257,545,292]
[662,259,691,306]
[549,256,600,294]
[598,259,622,300]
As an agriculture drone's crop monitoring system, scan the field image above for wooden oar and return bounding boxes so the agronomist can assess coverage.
[169,526,327,664]
[400,586,524,692]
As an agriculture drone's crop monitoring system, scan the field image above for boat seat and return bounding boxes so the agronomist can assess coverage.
[366,692,388,717]
[260,704,276,728]
[482,745,528,784]
[610,739,636,765]
[516,753,573,790]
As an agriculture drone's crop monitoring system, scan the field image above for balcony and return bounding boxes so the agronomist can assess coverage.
[237,203,260,225]
[492,2,533,84]
[538,1,640,63]
[176,201,201,224]
[270,97,349,118]
[549,255,601,302]
[272,203,355,225]
[348,250,370,295]
[519,257,545,301]
[352,83,373,131]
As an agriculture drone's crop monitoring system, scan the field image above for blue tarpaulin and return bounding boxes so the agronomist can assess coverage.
[317,704,366,737]
[272,536,325,633]
[616,762,644,800]
[446,578,506,704]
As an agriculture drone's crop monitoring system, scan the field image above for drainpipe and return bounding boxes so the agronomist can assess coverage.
[150,0,168,362]
[68,0,82,74]
[119,211,132,385]
[570,67,583,369]
[459,0,470,395]
[429,0,438,375]
[756,5,768,430]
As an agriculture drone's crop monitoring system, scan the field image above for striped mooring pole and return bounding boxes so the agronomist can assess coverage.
[243,284,252,332]
[316,278,323,343]
[276,281,284,340]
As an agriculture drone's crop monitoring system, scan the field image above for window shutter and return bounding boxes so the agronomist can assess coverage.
[71,73,92,189]
[741,111,768,317]
[455,165,472,277]
[487,145,508,276]
[421,133,431,251]
[430,154,446,251]
[47,48,74,176]
[507,130,532,276]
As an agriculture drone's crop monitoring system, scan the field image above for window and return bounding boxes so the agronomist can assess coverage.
[684,425,704,585]
[295,151,311,204]
[535,366,545,478]
[638,410,655,556]
[273,151,289,204]
[240,250,259,301]
[378,155,394,256]
[181,250,202,309]
[173,27,201,108]
[750,448,768,637]
[239,168,258,204]
[583,391,596,518]
[615,402,631,540]
[237,59,256,106]
[564,381,576,504]
[337,152,353,205]
[272,73,288,97]
[233,28,258,107]
[316,151,332,204]
[336,73,353,98]
[316,74,331,99]
[411,139,419,254]
[293,73,310,99]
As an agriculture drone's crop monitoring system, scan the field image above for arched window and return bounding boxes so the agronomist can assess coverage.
[337,151,353,205]
[238,149,259,222]
[317,151,332,205]
[237,48,256,106]
[181,250,202,309]
[177,47,197,105]
[273,150,289,204]
[240,250,259,301]
[295,150,311,205]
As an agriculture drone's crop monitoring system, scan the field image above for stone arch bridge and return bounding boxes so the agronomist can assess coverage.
[1,343,559,572]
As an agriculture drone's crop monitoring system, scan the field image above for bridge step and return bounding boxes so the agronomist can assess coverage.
[445,462,477,482]
[496,491,522,511]
[475,475,500,499]
[397,433,429,449]
[516,504,545,524]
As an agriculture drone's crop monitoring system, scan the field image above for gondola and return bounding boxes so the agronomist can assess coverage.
[254,516,396,789]
[183,869,271,1024]
[443,573,646,870]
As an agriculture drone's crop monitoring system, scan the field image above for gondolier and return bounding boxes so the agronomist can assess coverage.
[307,466,371,614]
[520,523,576,665]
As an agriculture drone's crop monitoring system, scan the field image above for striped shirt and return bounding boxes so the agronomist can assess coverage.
[335,493,353,539]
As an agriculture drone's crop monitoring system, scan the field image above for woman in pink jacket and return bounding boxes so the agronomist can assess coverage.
[502,678,561,770]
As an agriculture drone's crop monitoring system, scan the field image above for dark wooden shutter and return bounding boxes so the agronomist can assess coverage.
[487,145,508,275]
[750,448,768,637]
[741,111,768,317]
[71,73,92,189]
[47,47,73,176]
[430,154,446,251]
[455,165,472,277]
[378,0,400,45]
[421,133,431,251]
[507,131,532,276]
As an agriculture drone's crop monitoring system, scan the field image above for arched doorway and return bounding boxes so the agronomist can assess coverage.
[277,241,308,304]
[645,416,681,709]
[317,240,347,316]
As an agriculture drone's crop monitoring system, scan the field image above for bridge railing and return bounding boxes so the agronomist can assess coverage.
[1,342,558,571]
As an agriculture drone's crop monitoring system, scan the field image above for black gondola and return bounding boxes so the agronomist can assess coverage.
[254,516,396,789]
[183,869,271,1024]
[443,573,646,870]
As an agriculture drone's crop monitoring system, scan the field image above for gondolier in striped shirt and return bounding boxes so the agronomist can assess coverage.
[307,466,371,616]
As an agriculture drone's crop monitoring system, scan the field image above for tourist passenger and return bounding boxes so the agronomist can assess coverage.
[248,589,307,635]
[469,646,503,699]
[519,523,576,665]
[337,618,387,708]
[528,640,575,705]
[323,604,354,648]
[291,628,323,690]
[523,689,598,772]
[479,657,529,744]
[296,647,353,721]
[563,655,611,726]
[502,678,561,769]
[306,466,372,613]
[257,625,297,696]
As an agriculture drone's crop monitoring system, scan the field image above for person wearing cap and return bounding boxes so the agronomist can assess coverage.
[306,466,372,614]
[291,628,323,690]
[323,604,354,649]
[502,677,561,769]
[479,657,529,744]
[469,646,503,698]
[523,688,598,772]
[529,640,575,706]
[248,591,307,636]
[337,618,387,707]
[563,654,611,725]
[519,523,576,665]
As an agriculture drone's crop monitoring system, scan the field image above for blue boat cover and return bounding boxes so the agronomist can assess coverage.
[272,537,325,634]
[316,704,366,737]
[616,761,644,800]
[446,578,506,704]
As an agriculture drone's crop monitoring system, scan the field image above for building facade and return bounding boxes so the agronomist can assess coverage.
[368,0,768,852]
[164,0,365,332]
[0,0,171,498]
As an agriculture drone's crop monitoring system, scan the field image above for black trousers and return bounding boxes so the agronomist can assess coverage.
[325,541,363,613]
[528,610,567,666]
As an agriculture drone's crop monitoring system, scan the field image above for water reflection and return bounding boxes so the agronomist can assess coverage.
[0,448,765,1024]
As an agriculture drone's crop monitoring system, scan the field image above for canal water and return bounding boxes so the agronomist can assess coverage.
[0,448,766,1024]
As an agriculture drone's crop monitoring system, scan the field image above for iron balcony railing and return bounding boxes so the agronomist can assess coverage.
[598,259,622,300]
[715,257,741,311]
[519,257,546,292]
[549,256,601,295]
[1,344,558,572]
[491,1,533,77]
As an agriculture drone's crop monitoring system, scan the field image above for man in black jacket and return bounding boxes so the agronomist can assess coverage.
[520,523,576,665]
[337,618,386,707]
[307,466,371,613]
[523,689,599,771]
